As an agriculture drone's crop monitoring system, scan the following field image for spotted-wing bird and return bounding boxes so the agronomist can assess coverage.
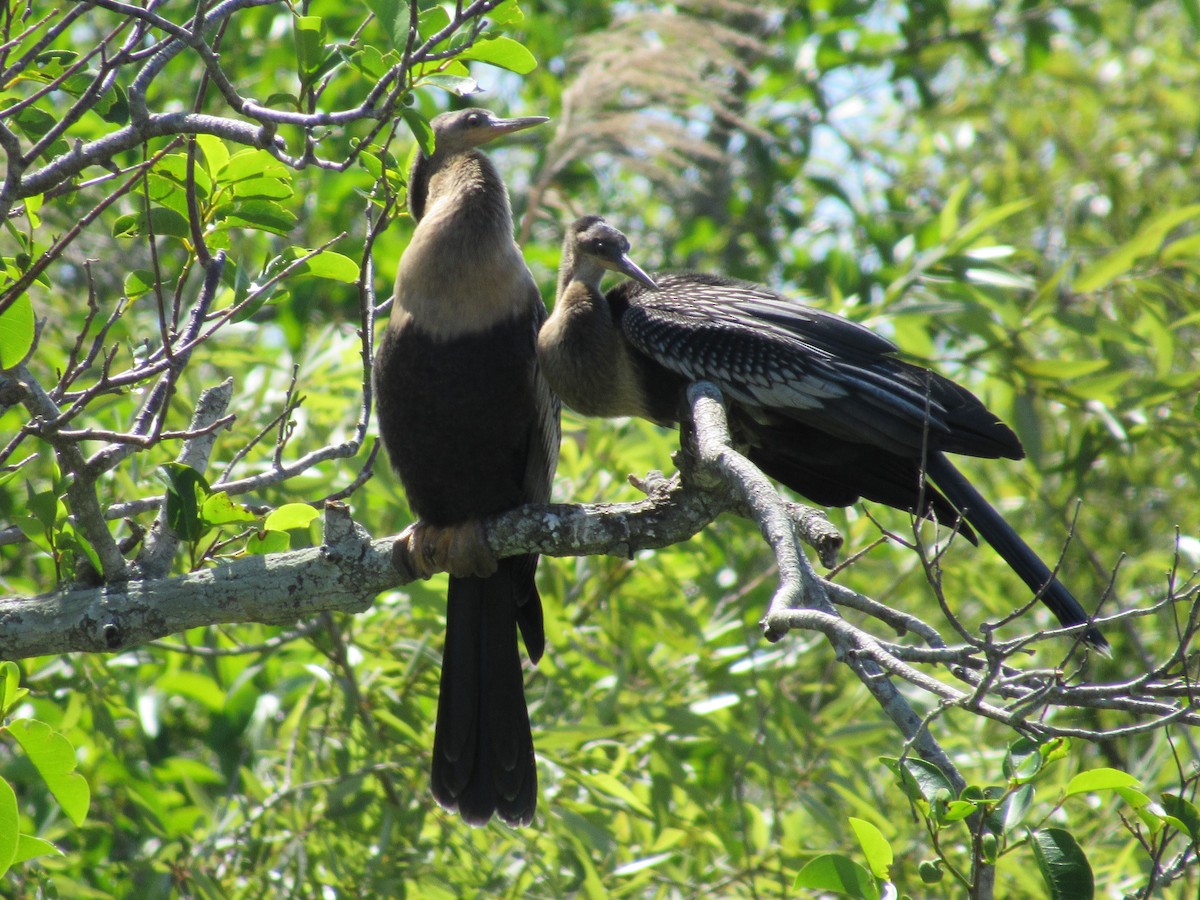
[539,215,1106,650]
[374,109,560,826]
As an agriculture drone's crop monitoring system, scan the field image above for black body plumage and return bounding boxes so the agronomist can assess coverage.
[373,109,559,826]
[539,215,1105,650]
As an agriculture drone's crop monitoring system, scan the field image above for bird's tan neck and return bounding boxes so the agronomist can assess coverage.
[392,152,532,341]
[540,278,660,421]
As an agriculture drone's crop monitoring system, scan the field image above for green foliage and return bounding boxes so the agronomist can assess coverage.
[1,0,1198,897]
[811,739,1200,897]
[0,662,84,877]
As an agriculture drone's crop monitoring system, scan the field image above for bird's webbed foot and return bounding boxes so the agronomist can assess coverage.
[393,520,498,579]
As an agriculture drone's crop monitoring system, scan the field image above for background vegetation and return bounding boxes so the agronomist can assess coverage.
[1,0,1198,896]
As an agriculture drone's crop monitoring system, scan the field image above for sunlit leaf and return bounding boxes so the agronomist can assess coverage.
[263,503,320,532]
[8,719,90,826]
[402,107,434,156]
[1064,768,1139,797]
[1072,204,1200,292]
[364,0,410,49]
[458,36,538,74]
[294,15,325,81]
[11,834,62,866]
[246,530,291,555]
[848,818,892,880]
[224,200,298,236]
[0,662,28,718]
[201,492,257,527]
[290,249,361,282]
[0,293,35,369]
[0,777,17,876]
[794,854,880,900]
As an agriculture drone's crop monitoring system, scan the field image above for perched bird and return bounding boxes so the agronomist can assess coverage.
[539,215,1106,649]
[374,109,560,825]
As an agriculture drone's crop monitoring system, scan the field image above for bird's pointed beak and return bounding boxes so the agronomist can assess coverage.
[489,115,550,136]
[614,254,657,290]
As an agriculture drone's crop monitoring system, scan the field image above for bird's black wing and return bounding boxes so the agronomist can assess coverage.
[616,274,1020,460]
[614,275,1105,648]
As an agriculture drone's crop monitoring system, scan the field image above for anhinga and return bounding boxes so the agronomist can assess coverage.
[374,109,560,826]
[539,215,1106,649]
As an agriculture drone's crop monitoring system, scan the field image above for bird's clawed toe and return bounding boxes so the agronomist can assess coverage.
[395,521,498,579]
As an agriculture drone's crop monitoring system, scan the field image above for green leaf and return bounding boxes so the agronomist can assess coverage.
[291,249,361,282]
[489,0,525,26]
[0,777,17,876]
[582,772,653,817]
[223,200,298,236]
[848,817,892,880]
[111,206,190,239]
[8,719,91,826]
[200,491,257,528]
[1029,827,1093,900]
[95,81,129,125]
[154,672,227,712]
[1039,737,1071,766]
[223,149,289,183]
[124,269,157,299]
[402,107,435,157]
[0,662,29,718]
[1001,783,1035,834]
[1162,793,1200,843]
[794,854,880,900]
[1064,767,1139,797]
[25,485,62,531]
[231,177,294,200]
[946,198,1034,254]
[11,834,61,866]
[612,851,676,877]
[1118,788,1165,834]
[422,73,481,96]
[1184,0,1200,33]
[63,525,101,578]
[0,293,35,370]
[1114,786,1152,809]
[23,192,42,228]
[246,529,291,555]
[263,503,320,532]
[1005,738,1045,783]
[938,180,970,238]
[417,5,451,41]
[349,45,389,79]
[1072,204,1200,292]
[10,104,56,142]
[458,36,538,74]
[882,756,954,806]
[195,134,229,175]
[160,462,211,543]
[364,0,411,50]
[294,16,326,82]
[939,799,978,823]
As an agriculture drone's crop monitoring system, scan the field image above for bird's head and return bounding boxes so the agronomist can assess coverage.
[569,216,658,289]
[427,108,549,156]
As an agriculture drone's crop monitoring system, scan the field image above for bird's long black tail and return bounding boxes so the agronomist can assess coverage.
[926,452,1107,651]
[431,558,543,826]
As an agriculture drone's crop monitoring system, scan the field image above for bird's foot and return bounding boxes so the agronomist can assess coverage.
[393,521,498,579]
